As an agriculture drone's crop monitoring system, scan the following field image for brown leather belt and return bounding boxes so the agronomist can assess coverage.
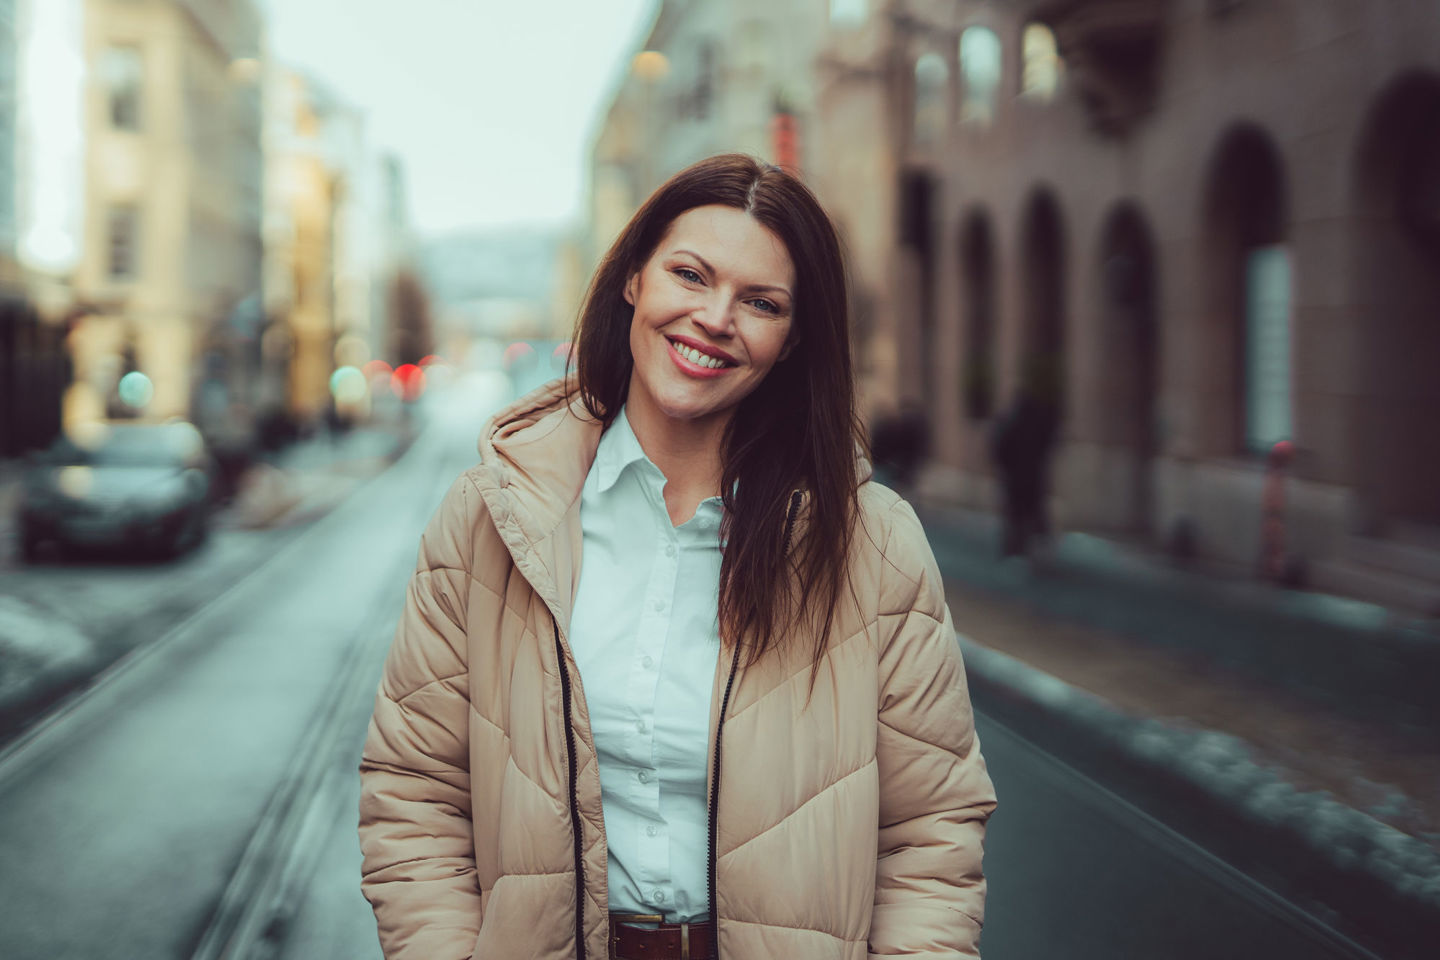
[608,912,713,959]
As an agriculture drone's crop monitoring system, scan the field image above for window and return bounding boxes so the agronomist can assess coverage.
[913,53,949,147]
[830,0,866,26]
[959,27,1002,126]
[1244,245,1292,451]
[102,46,143,131]
[1021,23,1061,100]
[107,204,138,280]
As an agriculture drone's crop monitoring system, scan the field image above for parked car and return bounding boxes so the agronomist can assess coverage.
[18,420,214,561]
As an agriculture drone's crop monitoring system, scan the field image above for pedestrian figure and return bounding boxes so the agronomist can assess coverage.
[869,403,930,490]
[358,155,995,959]
[990,374,1061,559]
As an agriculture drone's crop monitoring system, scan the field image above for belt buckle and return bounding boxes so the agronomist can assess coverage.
[609,913,665,959]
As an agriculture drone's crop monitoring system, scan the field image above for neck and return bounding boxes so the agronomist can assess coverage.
[623,400,729,525]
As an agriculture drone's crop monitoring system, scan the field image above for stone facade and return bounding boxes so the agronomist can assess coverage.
[586,0,830,273]
[812,0,1440,587]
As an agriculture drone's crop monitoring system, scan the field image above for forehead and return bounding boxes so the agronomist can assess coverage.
[653,205,795,287]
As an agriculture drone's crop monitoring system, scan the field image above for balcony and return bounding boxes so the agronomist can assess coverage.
[1031,0,1170,135]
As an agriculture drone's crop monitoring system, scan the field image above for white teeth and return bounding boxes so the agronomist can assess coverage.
[674,341,726,369]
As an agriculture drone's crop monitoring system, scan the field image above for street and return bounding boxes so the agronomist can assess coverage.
[977,715,1372,959]
[267,707,1378,960]
[0,372,505,960]
[0,373,1380,960]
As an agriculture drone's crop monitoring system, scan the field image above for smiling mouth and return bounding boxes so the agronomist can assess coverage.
[666,337,737,369]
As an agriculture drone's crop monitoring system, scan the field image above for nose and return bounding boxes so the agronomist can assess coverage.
[690,293,736,337]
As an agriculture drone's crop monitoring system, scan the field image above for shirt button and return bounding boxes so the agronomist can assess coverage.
[646,824,659,837]
[637,770,651,784]
[635,719,648,734]
[642,655,654,669]
[664,544,676,558]
[653,600,665,612]
[652,890,667,904]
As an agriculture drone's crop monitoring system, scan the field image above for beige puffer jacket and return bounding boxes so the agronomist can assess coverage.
[359,378,996,959]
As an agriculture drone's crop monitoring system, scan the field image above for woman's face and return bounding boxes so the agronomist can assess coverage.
[624,204,796,439]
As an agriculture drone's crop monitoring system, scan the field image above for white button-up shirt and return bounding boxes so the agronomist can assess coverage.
[570,406,722,922]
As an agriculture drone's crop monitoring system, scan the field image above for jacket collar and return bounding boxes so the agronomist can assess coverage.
[474,374,601,633]
[473,375,877,630]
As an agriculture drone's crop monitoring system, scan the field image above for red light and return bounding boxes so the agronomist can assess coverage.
[391,363,427,401]
[551,341,573,372]
[504,342,538,371]
[362,359,393,379]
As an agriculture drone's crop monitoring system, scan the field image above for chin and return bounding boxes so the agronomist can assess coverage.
[646,386,730,424]
[654,399,726,424]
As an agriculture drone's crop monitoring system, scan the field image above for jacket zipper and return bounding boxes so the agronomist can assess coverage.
[706,489,802,959]
[555,621,588,960]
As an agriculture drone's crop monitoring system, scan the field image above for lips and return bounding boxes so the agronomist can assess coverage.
[665,335,737,368]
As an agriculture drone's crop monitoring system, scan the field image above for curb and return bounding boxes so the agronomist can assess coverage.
[959,636,1440,960]
[916,502,1440,735]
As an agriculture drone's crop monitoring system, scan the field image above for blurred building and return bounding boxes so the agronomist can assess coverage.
[61,0,264,432]
[807,0,911,427]
[0,0,51,459]
[421,227,562,344]
[586,0,830,268]
[3,0,87,456]
[0,0,16,283]
[263,66,399,427]
[374,152,422,361]
[809,0,1440,606]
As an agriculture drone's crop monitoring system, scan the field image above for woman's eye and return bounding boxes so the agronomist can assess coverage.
[750,298,778,315]
[675,267,703,283]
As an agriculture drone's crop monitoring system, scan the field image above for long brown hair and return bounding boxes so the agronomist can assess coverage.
[573,154,861,669]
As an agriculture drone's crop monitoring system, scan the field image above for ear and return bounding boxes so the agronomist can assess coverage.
[623,272,639,306]
[779,330,800,362]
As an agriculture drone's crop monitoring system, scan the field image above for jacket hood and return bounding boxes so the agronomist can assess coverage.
[467,375,599,630]
[476,373,602,538]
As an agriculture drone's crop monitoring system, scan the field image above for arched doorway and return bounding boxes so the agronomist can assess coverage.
[1097,204,1159,533]
[1199,124,1289,456]
[1018,189,1066,415]
[960,211,996,422]
[1351,72,1440,527]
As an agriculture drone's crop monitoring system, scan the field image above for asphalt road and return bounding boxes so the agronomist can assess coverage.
[0,373,505,960]
[271,713,1376,960]
[0,369,1377,959]
[976,714,1375,959]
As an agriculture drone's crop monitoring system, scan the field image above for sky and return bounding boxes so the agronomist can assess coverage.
[260,0,656,239]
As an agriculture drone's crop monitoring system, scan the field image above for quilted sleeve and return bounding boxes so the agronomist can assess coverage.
[870,499,997,958]
[359,474,486,960]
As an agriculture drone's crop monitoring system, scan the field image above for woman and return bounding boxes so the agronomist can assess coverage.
[359,154,996,960]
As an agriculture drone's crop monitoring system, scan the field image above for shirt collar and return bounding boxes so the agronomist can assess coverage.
[594,407,727,528]
[594,405,656,494]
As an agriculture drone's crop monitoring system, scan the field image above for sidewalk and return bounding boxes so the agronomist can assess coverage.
[223,422,415,531]
[918,500,1440,957]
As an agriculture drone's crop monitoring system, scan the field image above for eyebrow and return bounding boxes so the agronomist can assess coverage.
[673,248,793,298]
